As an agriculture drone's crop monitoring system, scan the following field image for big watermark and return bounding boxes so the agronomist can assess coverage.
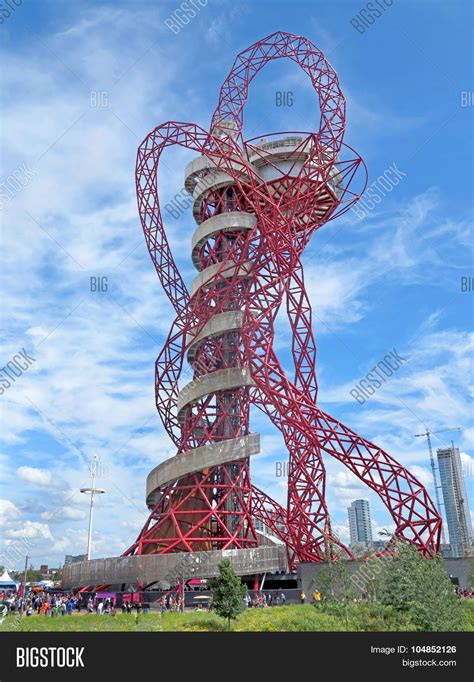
[351,163,406,219]
[349,348,406,405]
[164,0,208,35]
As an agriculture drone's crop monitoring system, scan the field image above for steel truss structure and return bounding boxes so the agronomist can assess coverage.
[125,31,441,570]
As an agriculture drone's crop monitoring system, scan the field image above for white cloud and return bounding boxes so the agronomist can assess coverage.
[16,466,53,487]
[51,538,72,554]
[330,470,368,505]
[0,499,22,526]
[410,465,433,488]
[41,506,86,522]
[461,452,474,480]
[5,521,54,541]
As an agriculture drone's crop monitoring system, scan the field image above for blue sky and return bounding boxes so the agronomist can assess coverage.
[0,0,472,569]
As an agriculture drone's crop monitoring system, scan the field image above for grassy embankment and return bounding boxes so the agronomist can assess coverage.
[1,601,473,632]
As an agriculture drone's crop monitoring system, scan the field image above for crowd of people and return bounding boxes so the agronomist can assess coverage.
[88,597,117,615]
[3,583,468,620]
[0,589,153,619]
[245,591,287,608]
[1,591,80,617]
[157,594,183,612]
[457,587,474,599]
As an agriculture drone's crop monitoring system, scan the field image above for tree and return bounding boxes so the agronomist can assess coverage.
[317,558,354,605]
[317,537,355,604]
[16,565,43,583]
[209,559,247,630]
[316,545,355,630]
[381,540,467,631]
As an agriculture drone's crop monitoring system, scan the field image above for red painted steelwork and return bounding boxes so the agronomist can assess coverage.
[125,32,441,569]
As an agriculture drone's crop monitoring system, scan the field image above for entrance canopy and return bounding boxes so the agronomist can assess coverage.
[0,570,17,589]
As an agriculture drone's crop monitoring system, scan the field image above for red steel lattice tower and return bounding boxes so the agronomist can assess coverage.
[124,32,441,569]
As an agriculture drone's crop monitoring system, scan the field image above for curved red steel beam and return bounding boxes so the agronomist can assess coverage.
[126,32,441,568]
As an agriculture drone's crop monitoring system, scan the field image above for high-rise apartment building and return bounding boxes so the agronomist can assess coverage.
[348,499,373,550]
[437,447,472,557]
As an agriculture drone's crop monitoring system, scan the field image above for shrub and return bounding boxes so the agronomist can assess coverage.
[381,541,468,631]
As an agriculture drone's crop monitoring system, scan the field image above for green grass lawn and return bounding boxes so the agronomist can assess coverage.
[1,601,473,632]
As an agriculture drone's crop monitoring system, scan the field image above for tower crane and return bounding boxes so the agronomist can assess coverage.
[414,427,461,545]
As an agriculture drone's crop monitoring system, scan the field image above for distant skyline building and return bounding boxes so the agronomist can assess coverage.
[437,447,473,557]
[439,543,453,559]
[348,499,373,550]
[254,518,286,541]
[64,554,87,565]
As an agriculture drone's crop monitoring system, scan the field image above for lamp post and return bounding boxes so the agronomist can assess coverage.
[80,455,105,561]
[20,554,28,616]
